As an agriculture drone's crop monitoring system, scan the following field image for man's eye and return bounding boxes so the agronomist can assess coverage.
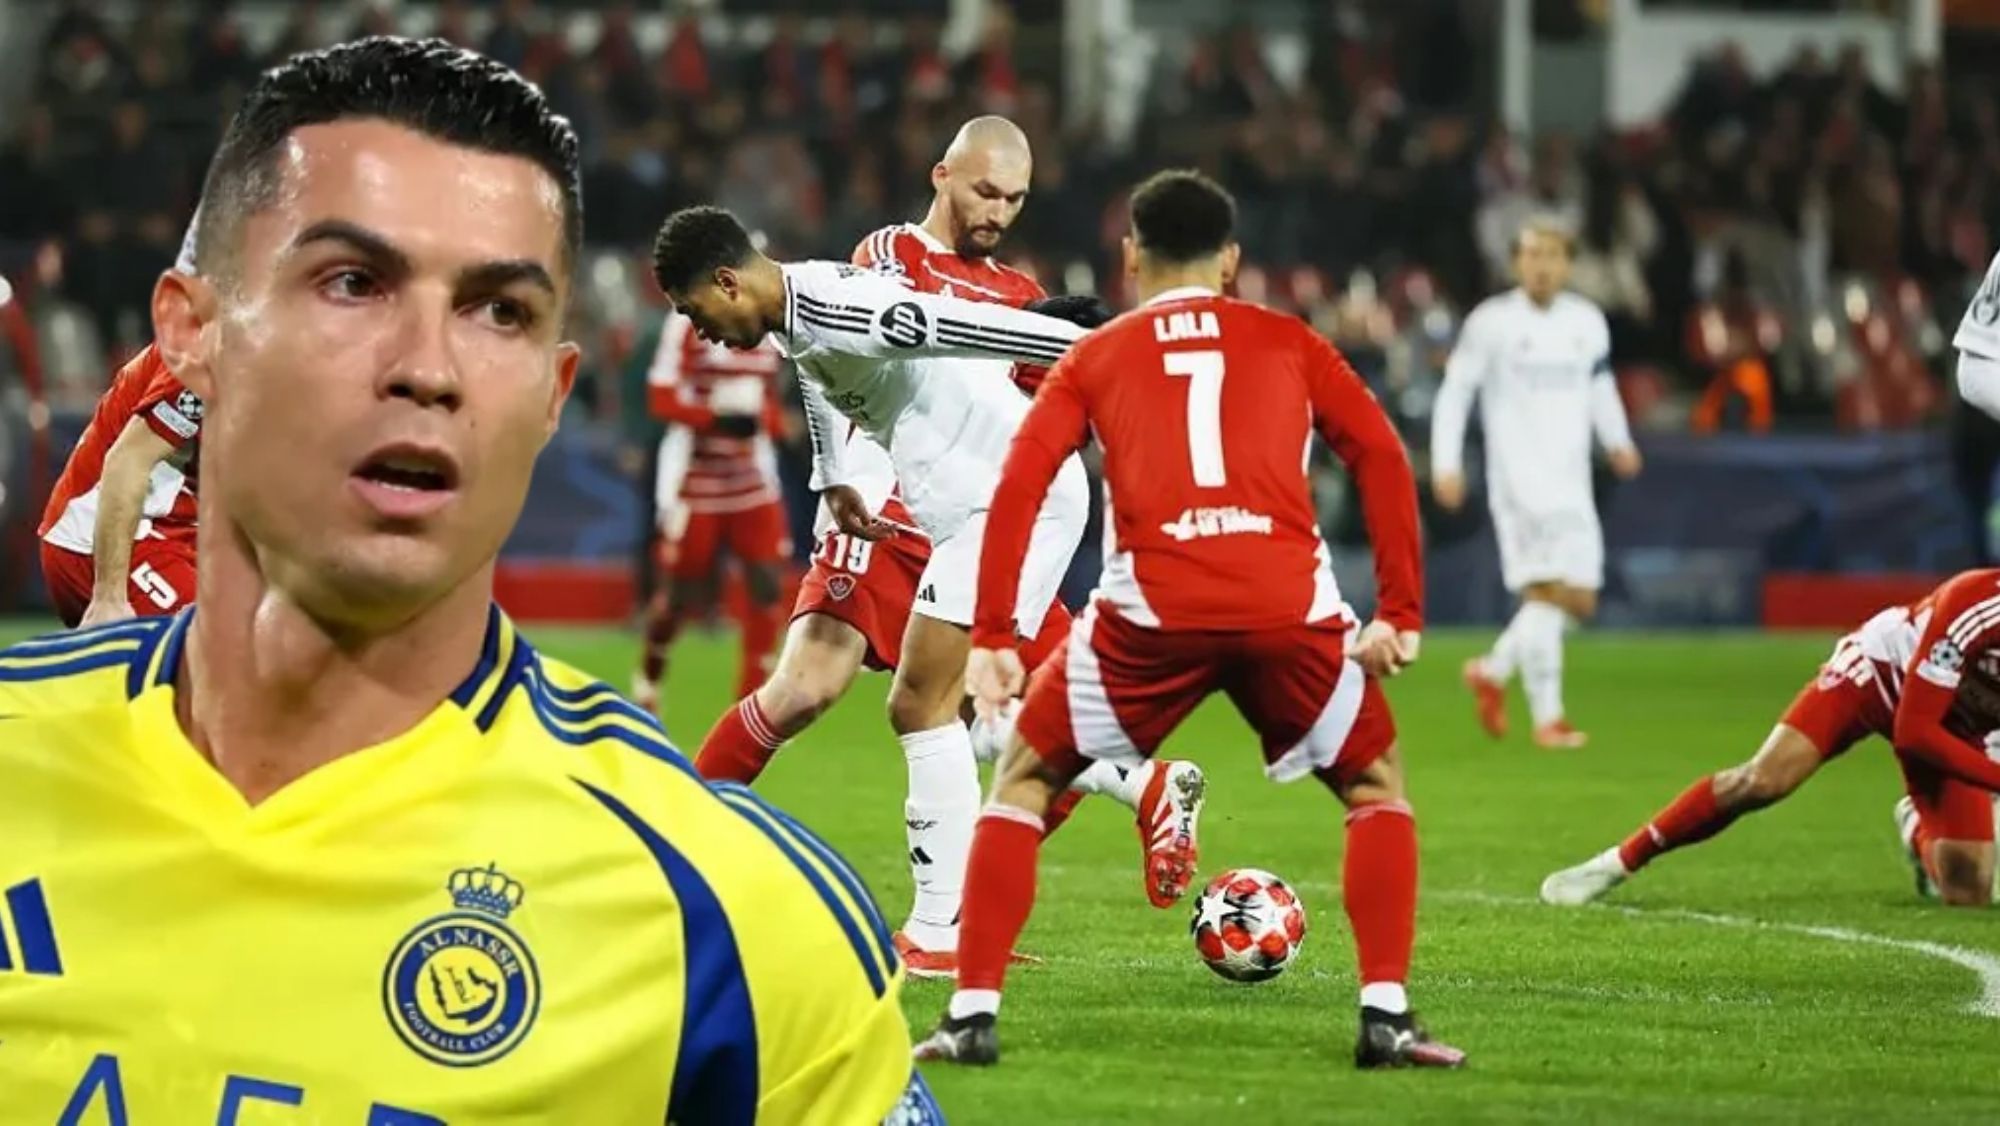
[323,269,379,300]
[476,298,536,332]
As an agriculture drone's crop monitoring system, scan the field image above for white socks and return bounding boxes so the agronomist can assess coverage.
[949,989,1002,1019]
[1069,760,1151,810]
[1360,982,1409,1014]
[900,723,981,951]
[1486,600,1569,726]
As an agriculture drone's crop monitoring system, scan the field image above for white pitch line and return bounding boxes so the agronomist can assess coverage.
[1437,889,2000,1019]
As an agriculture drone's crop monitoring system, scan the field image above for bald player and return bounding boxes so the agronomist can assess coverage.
[689,118,1205,975]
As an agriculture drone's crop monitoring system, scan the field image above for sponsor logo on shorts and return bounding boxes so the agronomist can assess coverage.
[1158,506,1274,543]
[917,584,937,604]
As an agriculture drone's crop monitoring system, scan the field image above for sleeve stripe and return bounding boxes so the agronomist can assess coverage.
[1947,594,2000,646]
[715,784,897,972]
[937,322,1074,355]
[937,325,1067,363]
[796,292,875,319]
[576,781,760,1125]
[798,308,872,336]
[937,315,1075,350]
[713,787,892,998]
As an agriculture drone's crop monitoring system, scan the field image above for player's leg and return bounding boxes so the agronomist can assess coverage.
[727,500,792,699]
[968,600,1206,876]
[1540,671,1867,904]
[633,507,718,714]
[916,605,1212,1065]
[885,607,982,957]
[692,529,918,783]
[1894,753,1996,906]
[1231,619,1463,1068]
[692,612,868,783]
[1465,507,1599,747]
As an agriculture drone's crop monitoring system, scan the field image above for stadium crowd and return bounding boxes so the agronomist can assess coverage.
[1,0,1993,434]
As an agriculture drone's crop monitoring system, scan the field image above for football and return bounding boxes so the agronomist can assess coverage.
[1189,868,1307,983]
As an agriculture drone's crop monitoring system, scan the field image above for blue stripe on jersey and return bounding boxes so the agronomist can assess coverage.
[0,645,142,683]
[889,1072,948,1125]
[577,782,758,1126]
[713,788,889,998]
[522,671,697,778]
[472,638,533,734]
[715,784,897,979]
[137,609,191,695]
[535,674,626,708]
[448,606,504,710]
[0,898,11,970]
[0,617,161,658]
[7,879,64,976]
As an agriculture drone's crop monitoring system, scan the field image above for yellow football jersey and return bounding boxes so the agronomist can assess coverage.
[0,611,940,1125]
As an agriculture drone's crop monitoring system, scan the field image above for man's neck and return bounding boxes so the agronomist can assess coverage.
[750,258,792,340]
[1136,266,1223,304]
[178,528,495,805]
[1523,286,1559,310]
[918,203,954,255]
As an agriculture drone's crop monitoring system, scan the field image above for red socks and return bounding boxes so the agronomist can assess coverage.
[1618,775,1733,871]
[1343,801,1417,989]
[693,696,786,784]
[736,601,783,699]
[955,808,1045,993]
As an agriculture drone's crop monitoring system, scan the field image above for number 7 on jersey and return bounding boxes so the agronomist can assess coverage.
[1164,351,1227,486]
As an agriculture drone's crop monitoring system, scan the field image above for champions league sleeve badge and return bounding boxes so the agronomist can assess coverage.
[383,864,541,1066]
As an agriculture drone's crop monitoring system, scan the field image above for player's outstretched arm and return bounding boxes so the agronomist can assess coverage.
[805,270,1085,368]
[1306,335,1423,637]
[81,416,178,626]
[1429,310,1487,510]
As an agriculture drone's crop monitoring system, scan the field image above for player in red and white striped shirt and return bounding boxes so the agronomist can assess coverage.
[1543,568,2000,908]
[916,170,1464,1069]
[632,309,790,711]
[39,217,205,627]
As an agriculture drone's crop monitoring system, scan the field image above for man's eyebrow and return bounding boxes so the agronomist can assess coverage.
[290,219,411,275]
[457,259,557,299]
[291,220,556,298]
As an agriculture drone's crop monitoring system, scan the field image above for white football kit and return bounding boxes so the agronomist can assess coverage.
[779,261,1090,637]
[1432,288,1633,592]
[1955,249,2000,420]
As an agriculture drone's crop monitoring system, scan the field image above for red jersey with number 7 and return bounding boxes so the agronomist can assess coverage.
[973,287,1422,644]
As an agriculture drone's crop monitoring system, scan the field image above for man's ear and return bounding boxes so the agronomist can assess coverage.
[545,341,581,440]
[152,269,218,399]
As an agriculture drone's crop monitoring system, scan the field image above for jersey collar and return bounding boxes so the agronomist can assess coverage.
[1144,286,1219,307]
[904,222,950,253]
[123,604,525,827]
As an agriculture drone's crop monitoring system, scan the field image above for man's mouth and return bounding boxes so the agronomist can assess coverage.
[354,447,458,492]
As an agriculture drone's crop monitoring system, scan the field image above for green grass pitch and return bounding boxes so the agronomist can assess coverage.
[10,618,2000,1122]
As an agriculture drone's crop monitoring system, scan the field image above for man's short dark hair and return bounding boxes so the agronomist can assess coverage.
[651,206,756,295]
[194,37,580,278]
[1129,170,1237,265]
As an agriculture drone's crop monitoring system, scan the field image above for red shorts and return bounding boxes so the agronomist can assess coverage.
[1015,603,1396,785]
[1783,637,1994,842]
[40,538,197,628]
[660,500,791,582]
[794,529,931,670]
[792,528,1074,673]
